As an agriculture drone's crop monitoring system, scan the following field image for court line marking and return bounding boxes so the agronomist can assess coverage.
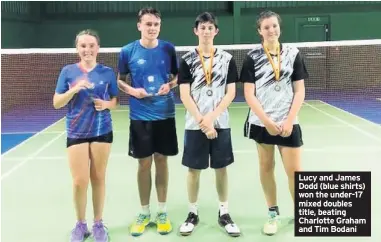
[1,118,65,157]
[318,100,381,128]
[3,146,381,161]
[1,131,65,181]
[304,102,381,142]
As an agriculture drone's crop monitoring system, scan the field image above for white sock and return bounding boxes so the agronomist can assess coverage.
[219,201,229,216]
[189,202,198,215]
[141,205,150,215]
[158,202,167,213]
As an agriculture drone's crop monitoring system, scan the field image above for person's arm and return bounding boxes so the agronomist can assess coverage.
[286,51,309,123]
[53,67,92,109]
[168,44,179,89]
[241,55,272,125]
[117,48,138,97]
[178,58,203,123]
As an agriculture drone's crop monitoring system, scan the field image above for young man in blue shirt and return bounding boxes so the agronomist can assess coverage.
[117,7,178,236]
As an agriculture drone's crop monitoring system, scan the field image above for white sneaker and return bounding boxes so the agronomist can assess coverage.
[263,211,280,235]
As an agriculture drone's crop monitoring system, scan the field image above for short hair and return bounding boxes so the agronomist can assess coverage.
[194,12,218,29]
[138,7,161,22]
[75,29,100,46]
[256,10,282,30]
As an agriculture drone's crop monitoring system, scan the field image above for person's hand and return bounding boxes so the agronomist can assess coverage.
[199,113,215,134]
[71,79,93,94]
[205,128,218,140]
[157,83,171,95]
[131,88,150,99]
[264,119,282,136]
[93,99,108,111]
[280,119,293,137]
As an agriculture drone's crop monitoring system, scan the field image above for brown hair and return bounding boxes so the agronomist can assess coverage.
[256,11,282,41]
[137,7,161,22]
[75,29,100,46]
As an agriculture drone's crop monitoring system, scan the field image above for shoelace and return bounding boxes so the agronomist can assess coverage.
[73,223,86,237]
[93,223,105,238]
[157,213,167,224]
[136,214,147,224]
[222,214,234,225]
[268,211,278,225]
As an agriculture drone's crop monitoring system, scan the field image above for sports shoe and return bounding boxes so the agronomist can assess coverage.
[218,212,241,237]
[70,221,91,242]
[263,210,280,235]
[179,212,199,236]
[130,213,151,236]
[92,220,109,242]
[155,212,172,235]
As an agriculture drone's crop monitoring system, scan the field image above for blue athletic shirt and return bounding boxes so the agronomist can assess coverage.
[118,39,179,121]
[55,63,118,139]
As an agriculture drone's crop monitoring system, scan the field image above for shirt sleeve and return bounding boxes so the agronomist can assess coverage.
[117,48,130,75]
[108,70,119,97]
[292,51,309,81]
[240,55,256,83]
[177,58,192,84]
[226,58,239,84]
[55,66,69,94]
[168,44,179,76]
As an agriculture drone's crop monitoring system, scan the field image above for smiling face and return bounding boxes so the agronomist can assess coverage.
[258,16,281,43]
[76,33,99,63]
[138,13,161,41]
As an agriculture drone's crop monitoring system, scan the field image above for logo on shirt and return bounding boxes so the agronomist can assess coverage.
[148,76,154,82]
[138,59,146,65]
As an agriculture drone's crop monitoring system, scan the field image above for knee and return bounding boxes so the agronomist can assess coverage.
[73,176,89,189]
[259,158,275,173]
[90,170,106,185]
[286,167,301,180]
[139,158,152,172]
[215,167,227,177]
[188,168,201,179]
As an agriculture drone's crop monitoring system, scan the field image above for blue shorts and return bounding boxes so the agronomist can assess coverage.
[182,129,234,170]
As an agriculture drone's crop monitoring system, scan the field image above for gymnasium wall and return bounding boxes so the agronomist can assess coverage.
[2,1,381,49]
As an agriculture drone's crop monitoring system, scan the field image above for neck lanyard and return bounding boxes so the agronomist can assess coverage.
[197,47,214,85]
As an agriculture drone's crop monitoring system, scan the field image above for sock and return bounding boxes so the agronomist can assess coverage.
[141,205,150,215]
[189,202,198,215]
[269,206,280,215]
[219,201,229,216]
[158,202,167,213]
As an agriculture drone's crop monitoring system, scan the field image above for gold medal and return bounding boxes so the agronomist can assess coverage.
[198,47,214,86]
[263,44,281,81]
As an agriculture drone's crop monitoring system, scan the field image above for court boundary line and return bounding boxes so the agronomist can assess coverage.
[304,102,381,142]
[318,100,381,128]
[1,118,65,157]
[1,131,65,180]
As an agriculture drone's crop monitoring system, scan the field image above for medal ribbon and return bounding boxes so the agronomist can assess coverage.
[263,44,281,81]
[198,47,214,85]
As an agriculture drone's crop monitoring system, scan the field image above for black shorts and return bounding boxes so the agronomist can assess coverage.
[66,131,113,148]
[128,118,178,159]
[244,122,303,147]
[182,129,234,170]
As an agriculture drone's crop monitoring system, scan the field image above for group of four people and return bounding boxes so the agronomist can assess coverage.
[53,7,308,242]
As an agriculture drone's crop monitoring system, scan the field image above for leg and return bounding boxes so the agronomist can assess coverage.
[256,143,277,208]
[153,153,168,206]
[179,130,209,236]
[278,146,302,203]
[256,143,280,235]
[128,120,155,236]
[89,139,112,242]
[67,141,91,241]
[151,118,179,235]
[211,129,240,237]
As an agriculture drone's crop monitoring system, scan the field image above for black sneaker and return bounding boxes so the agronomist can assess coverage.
[179,212,199,236]
[218,212,241,237]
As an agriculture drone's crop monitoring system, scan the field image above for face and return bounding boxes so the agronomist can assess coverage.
[76,34,99,63]
[194,22,219,44]
[138,14,161,40]
[258,16,280,43]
